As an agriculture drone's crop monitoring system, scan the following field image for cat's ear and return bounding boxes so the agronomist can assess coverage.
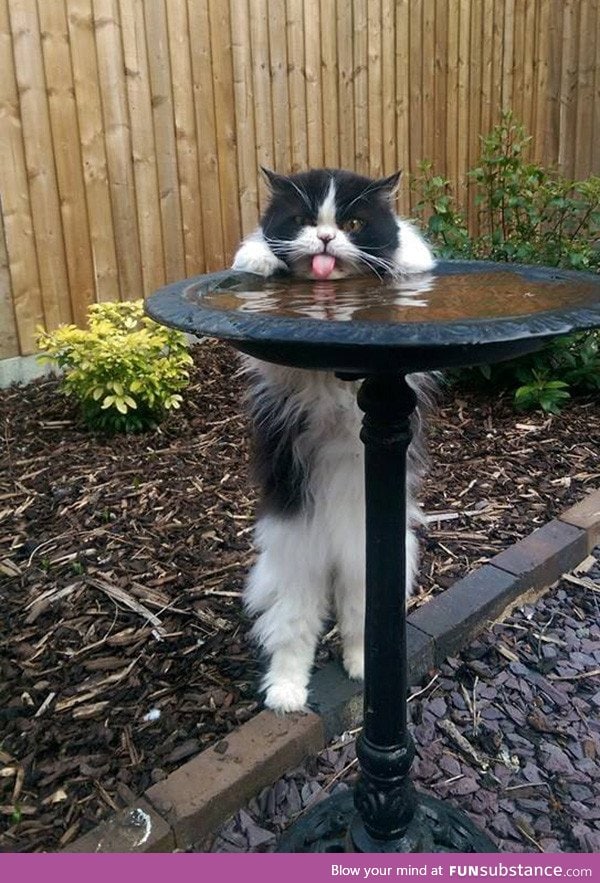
[376,171,402,197]
[261,167,288,192]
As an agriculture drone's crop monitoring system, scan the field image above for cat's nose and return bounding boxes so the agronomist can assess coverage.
[317,226,336,243]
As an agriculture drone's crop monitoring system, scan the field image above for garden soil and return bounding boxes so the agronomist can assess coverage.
[1,341,599,851]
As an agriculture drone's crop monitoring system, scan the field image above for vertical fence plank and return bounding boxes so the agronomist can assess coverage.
[490,0,504,122]
[187,0,225,270]
[522,0,537,147]
[508,0,536,147]
[511,0,525,125]
[0,204,19,358]
[408,0,423,189]
[268,0,292,172]
[320,0,339,169]
[119,0,165,294]
[93,0,143,300]
[286,0,307,173]
[433,0,448,179]
[533,0,550,166]
[367,0,383,179]
[304,0,323,168]
[381,0,395,176]
[446,0,459,195]
[144,0,185,281]
[9,0,71,330]
[353,0,369,175]
[421,0,435,167]
[250,0,274,188]
[467,0,483,231]
[38,1,95,326]
[558,0,579,179]
[501,0,515,112]
[0,0,42,354]
[165,0,205,276]
[479,0,494,140]
[66,0,119,304]
[336,0,354,172]
[395,0,410,214]
[456,0,471,215]
[208,0,240,262]
[230,0,259,235]
[592,0,600,174]
[573,0,597,180]
[543,0,563,164]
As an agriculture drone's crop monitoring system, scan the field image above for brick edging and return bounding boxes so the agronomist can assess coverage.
[63,488,600,852]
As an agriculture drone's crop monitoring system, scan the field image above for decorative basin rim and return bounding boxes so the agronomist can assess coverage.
[145,259,600,350]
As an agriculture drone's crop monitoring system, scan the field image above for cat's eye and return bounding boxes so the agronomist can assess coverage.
[293,215,312,226]
[342,218,365,233]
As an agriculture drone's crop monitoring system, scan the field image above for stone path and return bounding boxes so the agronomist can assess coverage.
[208,547,600,853]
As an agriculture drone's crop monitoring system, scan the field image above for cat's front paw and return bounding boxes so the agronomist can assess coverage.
[232,240,285,278]
[342,645,364,681]
[264,680,308,714]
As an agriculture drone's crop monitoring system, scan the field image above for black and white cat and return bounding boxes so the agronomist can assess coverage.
[232,168,435,713]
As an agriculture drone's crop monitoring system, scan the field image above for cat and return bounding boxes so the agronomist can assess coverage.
[231,168,435,713]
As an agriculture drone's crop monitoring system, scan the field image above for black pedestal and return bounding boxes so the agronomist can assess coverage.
[278,374,497,853]
[146,262,600,853]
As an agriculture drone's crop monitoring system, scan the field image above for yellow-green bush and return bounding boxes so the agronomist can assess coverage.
[37,300,193,433]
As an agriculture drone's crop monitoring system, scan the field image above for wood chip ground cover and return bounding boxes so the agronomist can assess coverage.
[0,341,598,851]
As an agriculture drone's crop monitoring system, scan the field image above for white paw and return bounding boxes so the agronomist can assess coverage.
[395,220,436,274]
[232,241,285,278]
[342,645,364,681]
[264,680,308,713]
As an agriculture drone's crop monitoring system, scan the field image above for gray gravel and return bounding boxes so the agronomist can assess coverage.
[207,547,600,853]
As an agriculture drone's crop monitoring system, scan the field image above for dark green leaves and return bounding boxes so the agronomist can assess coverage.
[411,111,600,414]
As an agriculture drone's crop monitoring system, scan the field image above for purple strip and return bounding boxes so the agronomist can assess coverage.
[1,853,599,883]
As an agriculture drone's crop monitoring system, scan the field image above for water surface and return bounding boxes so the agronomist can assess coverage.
[194,271,600,325]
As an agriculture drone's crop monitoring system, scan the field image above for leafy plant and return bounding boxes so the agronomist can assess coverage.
[411,112,600,412]
[411,164,473,259]
[514,378,570,414]
[471,115,600,269]
[37,300,192,433]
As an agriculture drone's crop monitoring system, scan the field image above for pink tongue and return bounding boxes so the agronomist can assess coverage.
[312,254,336,279]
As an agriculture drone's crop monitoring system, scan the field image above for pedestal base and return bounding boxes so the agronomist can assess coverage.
[276,789,498,853]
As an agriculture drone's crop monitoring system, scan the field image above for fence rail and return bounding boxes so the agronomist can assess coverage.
[1,0,599,357]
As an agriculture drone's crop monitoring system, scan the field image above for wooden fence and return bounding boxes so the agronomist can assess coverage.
[1,0,599,358]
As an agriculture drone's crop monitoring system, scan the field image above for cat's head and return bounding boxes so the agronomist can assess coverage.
[260,168,402,280]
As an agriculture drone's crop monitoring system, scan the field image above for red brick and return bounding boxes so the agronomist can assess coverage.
[408,564,521,664]
[488,519,587,587]
[560,489,600,552]
[145,709,324,849]
[64,798,174,853]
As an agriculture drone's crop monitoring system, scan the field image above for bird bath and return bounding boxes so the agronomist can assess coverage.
[146,261,600,852]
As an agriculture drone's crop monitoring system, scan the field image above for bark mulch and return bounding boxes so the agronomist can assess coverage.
[209,549,600,854]
[0,340,598,852]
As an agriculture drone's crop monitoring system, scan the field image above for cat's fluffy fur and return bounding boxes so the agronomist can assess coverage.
[232,168,435,713]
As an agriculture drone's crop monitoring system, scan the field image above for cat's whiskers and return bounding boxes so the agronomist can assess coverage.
[355,249,398,277]
[357,242,399,252]
[264,239,307,260]
[340,179,387,214]
[286,179,313,212]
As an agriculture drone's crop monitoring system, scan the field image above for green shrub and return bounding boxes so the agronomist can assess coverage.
[465,331,600,414]
[412,112,600,413]
[37,300,192,433]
